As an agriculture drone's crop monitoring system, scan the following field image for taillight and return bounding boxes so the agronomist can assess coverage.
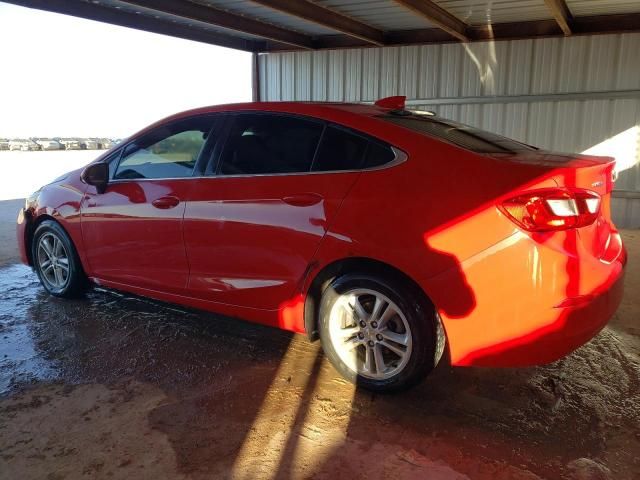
[500,188,600,232]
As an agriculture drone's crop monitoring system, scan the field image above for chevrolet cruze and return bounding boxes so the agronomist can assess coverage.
[17,97,626,391]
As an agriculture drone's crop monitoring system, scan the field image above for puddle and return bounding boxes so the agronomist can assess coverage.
[0,263,297,394]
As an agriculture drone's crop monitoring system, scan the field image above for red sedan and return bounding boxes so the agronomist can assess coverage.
[16,97,626,391]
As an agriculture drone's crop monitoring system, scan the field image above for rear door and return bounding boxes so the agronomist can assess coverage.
[183,113,390,310]
[81,115,217,294]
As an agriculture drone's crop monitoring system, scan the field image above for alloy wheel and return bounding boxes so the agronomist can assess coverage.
[327,288,413,380]
[37,232,70,289]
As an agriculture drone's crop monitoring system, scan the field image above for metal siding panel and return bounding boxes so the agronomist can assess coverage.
[439,44,461,98]
[584,35,618,91]
[616,33,640,90]
[459,104,482,127]
[258,54,268,100]
[505,40,533,96]
[552,101,583,151]
[530,37,561,94]
[312,51,328,101]
[417,45,440,99]
[328,50,345,101]
[362,48,381,101]
[344,50,363,102]
[580,99,611,151]
[266,54,281,100]
[294,52,312,101]
[459,43,484,97]
[380,47,400,98]
[503,104,529,143]
[557,36,589,94]
[280,52,295,100]
[481,104,505,136]
[398,46,419,99]
[526,102,556,148]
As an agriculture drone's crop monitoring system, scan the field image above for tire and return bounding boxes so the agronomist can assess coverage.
[319,274,444,393]
[32,220,87,298]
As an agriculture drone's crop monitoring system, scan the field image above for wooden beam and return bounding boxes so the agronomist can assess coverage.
[250,0,386,46]
[392,0,468,41]
[4,0,259,51]
[120,0,315,49]
[259,13,640,52]
[544,0,574,35]
[572,12,640,34]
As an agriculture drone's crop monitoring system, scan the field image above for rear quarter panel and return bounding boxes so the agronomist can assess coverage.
[308,128,561,315]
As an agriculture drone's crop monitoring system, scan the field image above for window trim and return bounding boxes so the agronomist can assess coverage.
[208,111,406,179]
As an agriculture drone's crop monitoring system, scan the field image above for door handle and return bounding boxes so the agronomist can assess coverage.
[152,195,180,209]
[282,193,323,207]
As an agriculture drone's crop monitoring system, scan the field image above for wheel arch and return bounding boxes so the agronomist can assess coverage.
[303,256,437,342]
[27,215,78,267]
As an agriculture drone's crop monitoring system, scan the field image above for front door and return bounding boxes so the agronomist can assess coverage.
[81,115,216,294]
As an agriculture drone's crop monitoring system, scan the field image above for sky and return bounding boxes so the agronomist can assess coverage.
[0,3,252,138]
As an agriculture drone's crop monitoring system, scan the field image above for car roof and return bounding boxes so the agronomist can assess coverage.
[130,101,393,141]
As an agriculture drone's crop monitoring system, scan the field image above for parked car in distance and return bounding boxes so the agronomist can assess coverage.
[0,140,9,151]
[59,139,82,150]
[97,139,114,150]
[35,139,64,151]
[80,139,99,150]
[9,139,40,151]
[16,97,626,392]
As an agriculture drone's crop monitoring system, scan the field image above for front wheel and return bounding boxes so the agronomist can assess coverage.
[32,220,87,297]
[319,274,443,393]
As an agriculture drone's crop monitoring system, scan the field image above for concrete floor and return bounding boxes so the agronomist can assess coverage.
[0,198,638,480]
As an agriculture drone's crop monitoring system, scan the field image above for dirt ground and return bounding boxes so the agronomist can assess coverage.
[0,198,638,480]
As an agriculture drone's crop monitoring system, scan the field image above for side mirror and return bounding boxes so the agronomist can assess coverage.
[81,162,109,194]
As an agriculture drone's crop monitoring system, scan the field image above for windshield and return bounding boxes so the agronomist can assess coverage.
[380,113,537,154]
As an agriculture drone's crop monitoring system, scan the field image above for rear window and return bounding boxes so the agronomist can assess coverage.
[381,113,537,154]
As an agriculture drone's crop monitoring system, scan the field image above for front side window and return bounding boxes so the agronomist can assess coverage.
[114,116,213,180]
[218,114,323,175]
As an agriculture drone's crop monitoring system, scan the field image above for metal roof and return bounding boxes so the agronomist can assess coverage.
[5,0,640,52]
[435,0,554,25]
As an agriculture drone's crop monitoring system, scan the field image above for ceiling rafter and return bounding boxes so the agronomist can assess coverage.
[544,0,574,35]
[119,0,315,49]
[392,0,469,42]
[249,0,386,46]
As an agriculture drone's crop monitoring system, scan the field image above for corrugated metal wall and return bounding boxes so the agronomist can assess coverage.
[258,33,640,228]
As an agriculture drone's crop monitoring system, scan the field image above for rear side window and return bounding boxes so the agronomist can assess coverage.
[312,126,398,172]
[381,114,536,154]
[365,141,396,168]
[312,126,369,172]
[218,114,323,175]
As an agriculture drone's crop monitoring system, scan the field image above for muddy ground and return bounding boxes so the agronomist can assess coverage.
[0,198,638,480]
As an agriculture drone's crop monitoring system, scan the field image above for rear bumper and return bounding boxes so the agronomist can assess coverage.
[16,208,30,265]
[431,230,626,367]
[456,266,624,367]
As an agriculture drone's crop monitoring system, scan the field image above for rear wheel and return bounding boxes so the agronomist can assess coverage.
[319,274,443,392]
[32,220,87,297]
